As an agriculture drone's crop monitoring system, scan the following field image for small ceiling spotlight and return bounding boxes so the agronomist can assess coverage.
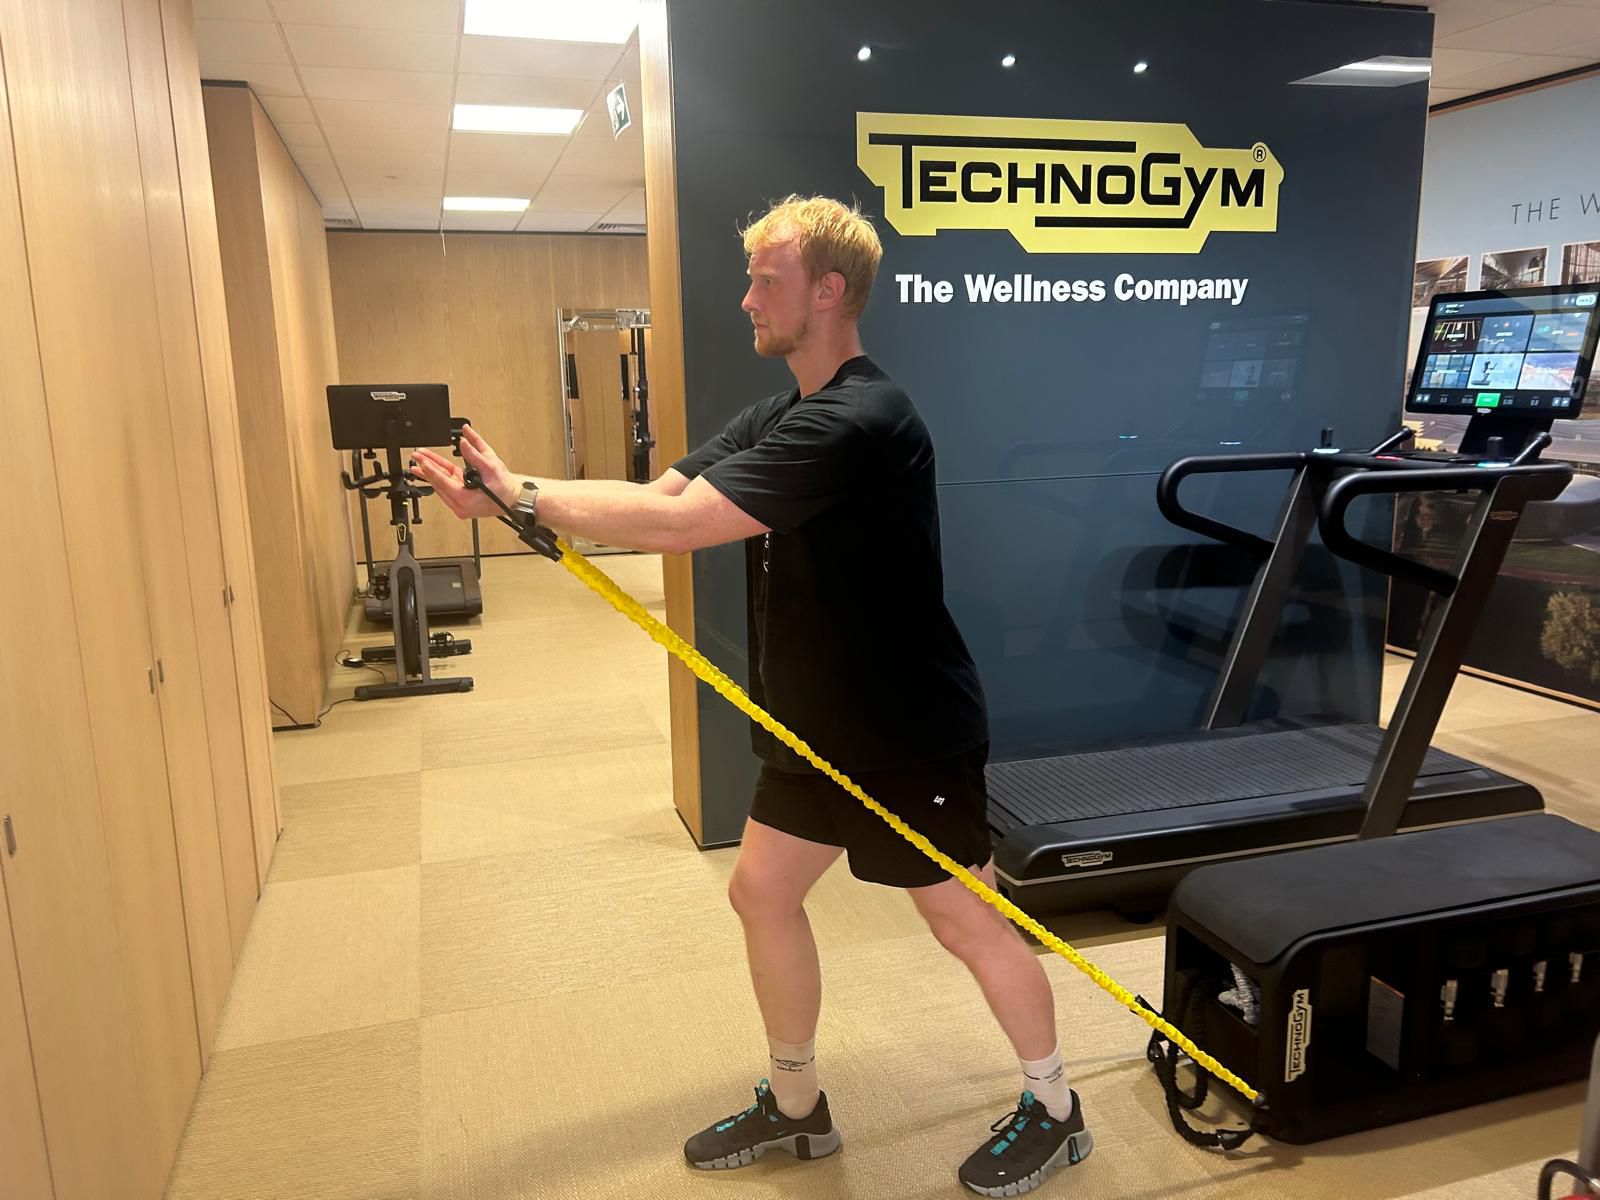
[857,45,872,62]
[1134,60,1149,74]
[1002,53,1016,68]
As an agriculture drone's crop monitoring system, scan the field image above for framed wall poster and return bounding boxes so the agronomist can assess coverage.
[1563,240,1600,285]
[1413,255,1469,309]
[1481,246,1549,290]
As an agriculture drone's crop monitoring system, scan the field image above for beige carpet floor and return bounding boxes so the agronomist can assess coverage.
[164,552,1599,1199]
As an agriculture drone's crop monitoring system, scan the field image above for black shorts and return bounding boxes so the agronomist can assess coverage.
[748,742,993,888]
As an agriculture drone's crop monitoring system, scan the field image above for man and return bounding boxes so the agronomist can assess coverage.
[413,195,1092,1195]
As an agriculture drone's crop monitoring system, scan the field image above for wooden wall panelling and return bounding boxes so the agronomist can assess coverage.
[324,231,456,579]
[122,0,238,1060]
[640,0,703,841]
[252,98,351,683]
[206,83,328,728]
[0,870,53,1199]
[442,232,543,559]
[325,231,651,564]
[170,46,280,885]
[0,6,178,1194]
[1,0,202,1169]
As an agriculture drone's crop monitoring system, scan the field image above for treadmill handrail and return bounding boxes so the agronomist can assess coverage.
[1156,452,1309,555]
[1319,461,1572,594]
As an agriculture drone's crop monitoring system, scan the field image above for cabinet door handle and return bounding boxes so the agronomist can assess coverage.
[157,659,165,684]
[148,667,156,694]
[4,816,15,857]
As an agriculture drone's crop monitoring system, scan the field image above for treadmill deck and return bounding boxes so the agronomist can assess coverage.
[987,723,1476,831]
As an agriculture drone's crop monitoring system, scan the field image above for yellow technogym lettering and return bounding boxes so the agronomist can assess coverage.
[550,537,1262,1104]
[857,111,1283,254]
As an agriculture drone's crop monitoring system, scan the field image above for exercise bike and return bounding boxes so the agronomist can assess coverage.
[328,384,474,701]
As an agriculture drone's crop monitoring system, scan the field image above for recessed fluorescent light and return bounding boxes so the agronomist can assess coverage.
[443,196,530,212]
[1291,55,1431,86]
[452,103,584,135]
[463,0,638,43]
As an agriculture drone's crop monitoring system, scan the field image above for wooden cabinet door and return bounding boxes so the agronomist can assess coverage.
[178,51,283,885]
[122,0,244,1060]
[157,0,274,931]
[0,0,202,1186]
[0,867,53,1200]
[0,38,164,1200]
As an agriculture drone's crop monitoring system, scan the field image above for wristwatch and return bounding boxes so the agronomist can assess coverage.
[514,479,540,526]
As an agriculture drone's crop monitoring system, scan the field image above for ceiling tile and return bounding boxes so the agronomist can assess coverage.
[193,0,274,17]
[448,130,568,163]
[602,188,645,224]
[322,203,359,221]
[458,36,624,79]
[1438,3,1600,51]
[444,161,557,197]
[1428,0,1554,38]
[323,123,449,156]
[452,74,602,108]
[1434,52,1594,91]
[1560,32,1600,53]
[297,164,352,205]
[1430,47,1527,82]
[200,63,303,96]
[275,122,326,148]
[440,210,524,231]
[352,203,443,229]
[516,210,602,233]
[269,0,461,34]
[313,97,451,129]
[340,166,445,193]
[282,25,459,72]
[259,94,316,123]
[298,65,454,105]
[554,141,643,182]
[533,178,632,212]
[287,144,337,170]
[195,18,289,65]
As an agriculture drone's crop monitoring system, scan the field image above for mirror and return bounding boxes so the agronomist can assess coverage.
[558,307,655,478]
[557,307,655,555]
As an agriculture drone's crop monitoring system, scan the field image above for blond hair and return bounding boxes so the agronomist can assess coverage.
[741,195,882,319]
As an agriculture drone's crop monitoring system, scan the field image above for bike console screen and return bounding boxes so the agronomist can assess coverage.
[1407,284,1597,419]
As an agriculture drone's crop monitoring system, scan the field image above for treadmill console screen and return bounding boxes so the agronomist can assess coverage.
[1407,284,1597,418]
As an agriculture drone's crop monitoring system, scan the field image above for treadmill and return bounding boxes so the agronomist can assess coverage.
[991,282,1597,917]
[349,416,484,622]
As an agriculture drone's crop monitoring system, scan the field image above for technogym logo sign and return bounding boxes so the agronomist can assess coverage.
[856,111,1283,255]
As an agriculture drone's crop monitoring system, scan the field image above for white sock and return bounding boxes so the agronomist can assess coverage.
[1019,1045,1072,1121]
[767,1035,819,1119]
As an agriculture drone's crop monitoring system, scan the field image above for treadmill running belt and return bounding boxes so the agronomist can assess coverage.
[987,724,1476,826]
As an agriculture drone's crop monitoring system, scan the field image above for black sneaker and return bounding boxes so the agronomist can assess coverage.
[683,1079,842,1170]
[958,1090,1092,1196]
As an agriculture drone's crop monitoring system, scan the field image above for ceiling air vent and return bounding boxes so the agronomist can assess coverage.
[595,221,646,233]
[324,216,361,228]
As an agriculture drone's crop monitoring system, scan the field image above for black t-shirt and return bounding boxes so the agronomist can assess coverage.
[672,355,988,774]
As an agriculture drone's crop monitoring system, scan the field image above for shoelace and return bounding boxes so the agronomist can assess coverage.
[986,1094,1054,1156]
[715,1082,773,1133]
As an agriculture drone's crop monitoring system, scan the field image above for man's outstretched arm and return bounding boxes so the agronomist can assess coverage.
[412,433,766,554]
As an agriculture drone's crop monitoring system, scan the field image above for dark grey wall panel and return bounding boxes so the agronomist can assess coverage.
[664,0,1432,844]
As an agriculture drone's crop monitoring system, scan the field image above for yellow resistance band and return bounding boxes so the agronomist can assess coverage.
[552,537,1261,1105]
